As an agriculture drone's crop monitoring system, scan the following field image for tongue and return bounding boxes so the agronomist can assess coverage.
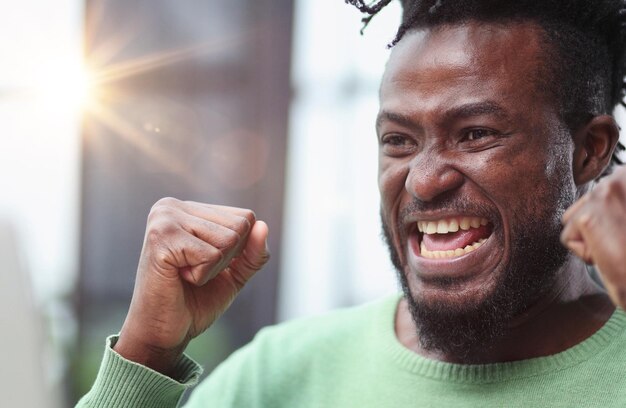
[422,225,491,251]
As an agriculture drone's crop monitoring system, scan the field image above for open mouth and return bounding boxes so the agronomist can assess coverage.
[416,216,493,260]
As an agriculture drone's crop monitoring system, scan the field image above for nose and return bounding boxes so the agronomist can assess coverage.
[405,151,464,202]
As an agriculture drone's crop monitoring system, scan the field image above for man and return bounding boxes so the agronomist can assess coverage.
[78,0,626,406]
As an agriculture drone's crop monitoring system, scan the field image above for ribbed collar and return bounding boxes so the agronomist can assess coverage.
[374,295,626,384]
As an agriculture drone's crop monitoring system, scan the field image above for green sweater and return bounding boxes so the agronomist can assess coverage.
[78,295,626,407]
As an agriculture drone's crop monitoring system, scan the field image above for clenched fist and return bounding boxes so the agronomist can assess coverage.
[113,198,270,376]
[561,165,626,309]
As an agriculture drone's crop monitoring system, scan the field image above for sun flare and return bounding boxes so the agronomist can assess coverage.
[27,56,96,115]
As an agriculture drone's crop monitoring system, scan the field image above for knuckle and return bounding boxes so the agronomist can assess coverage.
[153,197,180,210]
[236,213,254,233]
[146,220,178,245]
[145,232,163,251]
[577,212,594,230]
[219,228,241,249]
[586,186,602,202]
[148,204,177,223]
[232,216,248,234]
[241,209,256,226]
[593,179,623,202]
[596,183,612,200]
[207,246,225,265]
[606,177,626,199]
[153,247,173,267]
[145,225,163,245]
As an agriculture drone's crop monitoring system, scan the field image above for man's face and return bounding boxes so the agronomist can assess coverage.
[377,22,577,355]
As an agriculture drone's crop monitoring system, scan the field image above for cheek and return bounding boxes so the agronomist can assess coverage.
[469,142,574,224]
[470,139,550,188]
[538,149,577,223]
[378,161,409,207]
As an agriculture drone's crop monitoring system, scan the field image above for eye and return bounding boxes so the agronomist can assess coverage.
[380,134,417,156]
[463,128,499,141]
[383,134,410,146]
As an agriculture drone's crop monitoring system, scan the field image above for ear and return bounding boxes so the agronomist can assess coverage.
[572,115,620,185]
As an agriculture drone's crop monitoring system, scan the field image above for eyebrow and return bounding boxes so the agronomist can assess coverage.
[376,101,509,131]
[375,111,418,131]
[447,101,508,121]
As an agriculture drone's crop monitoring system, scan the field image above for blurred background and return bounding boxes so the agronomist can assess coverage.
[2,1,625,407]
[0,0,402,406]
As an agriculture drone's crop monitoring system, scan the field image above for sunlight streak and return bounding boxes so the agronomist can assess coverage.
[63,21,268,190]
[93,41,226,84]
[88,99,190,176]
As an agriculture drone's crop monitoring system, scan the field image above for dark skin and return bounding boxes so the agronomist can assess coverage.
[114,198,270,376]
[115,21,626,376]
[378,22,619,363]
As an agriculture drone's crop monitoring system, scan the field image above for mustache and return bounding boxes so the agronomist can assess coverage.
[399,196,496,223]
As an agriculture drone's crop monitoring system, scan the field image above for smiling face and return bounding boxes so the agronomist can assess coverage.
[378,22,578,356]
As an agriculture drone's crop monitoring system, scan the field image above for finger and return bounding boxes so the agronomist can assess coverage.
[173,212,253,283]
[225,220,270,290]
[179,200,256,232]
[152,198,256,235]
[562,239,594,264]
[147,207,241,268]
[174,215,268,286]
[562,193,590,225]
[561,204,596,264]
[176,211,243,251]
[152,232,223,285]
[205,203,257,220]
[565,202,625,279]
[560,205,585,246]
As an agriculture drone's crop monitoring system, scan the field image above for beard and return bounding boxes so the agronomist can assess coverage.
[381,187,573,361]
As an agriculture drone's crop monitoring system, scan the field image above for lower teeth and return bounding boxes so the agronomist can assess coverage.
[420,238,486,259]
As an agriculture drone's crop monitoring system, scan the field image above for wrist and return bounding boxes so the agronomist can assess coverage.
[113,332,188,378]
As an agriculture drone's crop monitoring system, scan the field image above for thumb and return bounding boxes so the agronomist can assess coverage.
[227,220,270,288]
[561,219,594,264]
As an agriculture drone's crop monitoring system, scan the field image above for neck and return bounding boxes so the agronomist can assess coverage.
[395,257,615,364]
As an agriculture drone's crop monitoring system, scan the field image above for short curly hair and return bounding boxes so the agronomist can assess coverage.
[347,0,626,173]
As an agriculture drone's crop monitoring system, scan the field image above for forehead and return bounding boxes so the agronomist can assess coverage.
[380,22,548,117]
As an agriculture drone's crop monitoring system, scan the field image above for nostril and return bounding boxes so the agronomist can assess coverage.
[405,162,464,203]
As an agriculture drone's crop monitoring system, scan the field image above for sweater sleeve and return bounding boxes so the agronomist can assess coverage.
[75,335,203,408]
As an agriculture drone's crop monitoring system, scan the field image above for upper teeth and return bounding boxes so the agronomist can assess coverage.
[417,217,488,234]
